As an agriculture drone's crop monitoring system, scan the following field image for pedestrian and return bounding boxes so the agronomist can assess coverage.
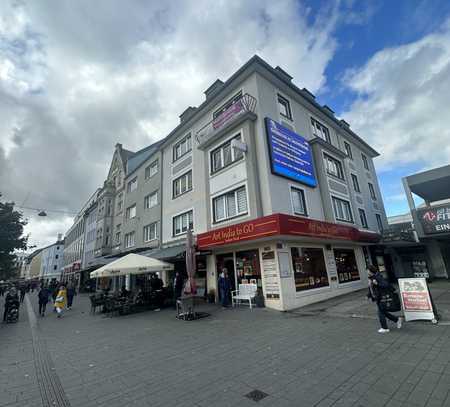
[173,272,184,306]
[38,285,51,317]
[3,287,19,322]
[19,285,26,303]
[66,282,76,310]
[367,265,403,333]
[54,285,67,318]
[218,269,232,308]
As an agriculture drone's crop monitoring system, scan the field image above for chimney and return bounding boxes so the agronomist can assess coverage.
[204,79,224,100]
[57,233,62,242]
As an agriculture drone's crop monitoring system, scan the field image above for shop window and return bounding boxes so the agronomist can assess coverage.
[334,249,360,283]
[291,247,329,291]
[236,250,262,288]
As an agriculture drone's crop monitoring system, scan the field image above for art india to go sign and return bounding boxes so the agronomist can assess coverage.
[398,278,436,323]
[265,117,317,187]
[418,204,450,234]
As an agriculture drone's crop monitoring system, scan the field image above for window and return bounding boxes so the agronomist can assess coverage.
[144,191,158,209]
[213,186,248,223]
[117,194,123,212]
[277,94,292,120]
[358,208,368,229]
[143,222,158,242]
[126,204,136,219]
[53,265,57,270]
[127,178,137,193]
[344,141,353,159]
[334,249,360,283]
[351,174,361,193]
[291,187,307,216]
[324,154,344,180]
[115,231,121,244]
[368,183,377,200]
[376,214,383,231]
[173,171,192,198]
[145,160,158,179]
[173,210,193,236]
[124,232,135,248]
[361,153,369,170]
[210,134,244,173]
[311,118,331,143]
[55,254,59,259]
[57,246,59,250]
[173,134,192,162]
[291,247,329,291]
[332,197,353,223]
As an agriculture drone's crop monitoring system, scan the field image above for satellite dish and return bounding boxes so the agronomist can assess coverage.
[38,211,47,217]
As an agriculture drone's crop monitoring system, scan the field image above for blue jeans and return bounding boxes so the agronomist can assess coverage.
[377,303,398,329]
[220,289,229,307]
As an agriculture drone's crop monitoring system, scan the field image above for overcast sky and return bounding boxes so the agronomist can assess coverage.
[1,0,450,249]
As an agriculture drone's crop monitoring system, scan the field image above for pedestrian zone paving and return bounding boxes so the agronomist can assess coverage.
[2,285,450,407]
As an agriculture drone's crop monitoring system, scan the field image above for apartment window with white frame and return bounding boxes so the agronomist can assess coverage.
[358,208,368,229]
[361,153,369,170]
[126,204,136,219]
[290,187,307,216]
[332,196,353,223]
[311,118,331,143]
[127,177,137,193]
[144,191,158,209]
[173,210,193,236]
[368,183,377,200]
[213,186,248,223]
[173,134,192,162]
[344,141,353,159]
[210,134,244,174]
[277,94,292,120]
[124,231,135,248]
[351,174,361,193]
[173,170,192,198]
[143,222,158,242]
[376,214,383,231]
[324,154,344,180]
[145,160,158,180]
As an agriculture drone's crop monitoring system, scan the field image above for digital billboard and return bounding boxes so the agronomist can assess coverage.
[265,117,317,187]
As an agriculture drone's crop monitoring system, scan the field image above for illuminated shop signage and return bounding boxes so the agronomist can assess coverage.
[265,118,317,187]
[417,205,450,234]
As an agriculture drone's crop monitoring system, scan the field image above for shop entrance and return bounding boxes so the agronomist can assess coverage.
[216,253,236,304]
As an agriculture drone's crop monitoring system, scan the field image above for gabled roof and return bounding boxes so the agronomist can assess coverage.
[126,139,164,177]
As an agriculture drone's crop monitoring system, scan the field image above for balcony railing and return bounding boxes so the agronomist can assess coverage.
[196,93,257,146]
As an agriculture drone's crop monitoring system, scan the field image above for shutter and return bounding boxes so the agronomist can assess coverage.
[236,187,247,214]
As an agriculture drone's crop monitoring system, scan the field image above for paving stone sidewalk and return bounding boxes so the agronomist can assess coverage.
[2,288,450,407]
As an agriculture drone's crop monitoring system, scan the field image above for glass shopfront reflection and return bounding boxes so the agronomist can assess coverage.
[291,247,329,291]
[235,250,262,288]
[334,249,360,283]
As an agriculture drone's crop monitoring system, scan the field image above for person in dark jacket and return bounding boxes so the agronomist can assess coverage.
[218,269,232,308]
[173,272,184,305]
[66,282,76,310]
[367,265,403,333]
[3,288,20,322]
[38,285,51,316]
[19,285,26,303]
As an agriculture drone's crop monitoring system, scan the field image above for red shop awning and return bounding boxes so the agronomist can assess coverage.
[197,213,380,249]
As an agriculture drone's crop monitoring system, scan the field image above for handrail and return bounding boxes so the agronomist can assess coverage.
[195,93,257,144]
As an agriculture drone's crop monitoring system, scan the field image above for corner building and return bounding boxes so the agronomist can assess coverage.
[158,56,386,311]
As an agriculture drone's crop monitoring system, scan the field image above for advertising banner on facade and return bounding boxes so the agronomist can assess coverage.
[265,117,317,187]
[417,205,450,234]
[398,278,435,322]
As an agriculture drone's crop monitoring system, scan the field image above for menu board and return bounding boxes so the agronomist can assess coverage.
[261,251,280,299]
[398,278,435,322]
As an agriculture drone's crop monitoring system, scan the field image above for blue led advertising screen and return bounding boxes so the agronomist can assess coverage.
[265,117,317,187]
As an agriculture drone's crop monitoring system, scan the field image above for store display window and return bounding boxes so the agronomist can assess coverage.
[235,250,262,288]
[334,249,360,283]
[291,247,329,291]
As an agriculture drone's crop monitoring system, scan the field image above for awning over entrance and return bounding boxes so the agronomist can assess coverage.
[405,164,450,202]
[197,213,380,249]
[90,253,174,278]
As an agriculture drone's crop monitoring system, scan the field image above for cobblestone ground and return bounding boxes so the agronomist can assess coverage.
[2,288,450,407]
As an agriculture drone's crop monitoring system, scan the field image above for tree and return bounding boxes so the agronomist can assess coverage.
[0,194,28,280]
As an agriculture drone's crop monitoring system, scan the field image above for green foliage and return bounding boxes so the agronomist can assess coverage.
[0,194,28,280]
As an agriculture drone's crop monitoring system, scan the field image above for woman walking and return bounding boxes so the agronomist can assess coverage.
[38,285,51,317]
[54,285,67,318]
[367,265,403,333]
[67,282,76,310]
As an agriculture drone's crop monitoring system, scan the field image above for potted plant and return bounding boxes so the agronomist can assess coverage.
[207,289,216,303]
